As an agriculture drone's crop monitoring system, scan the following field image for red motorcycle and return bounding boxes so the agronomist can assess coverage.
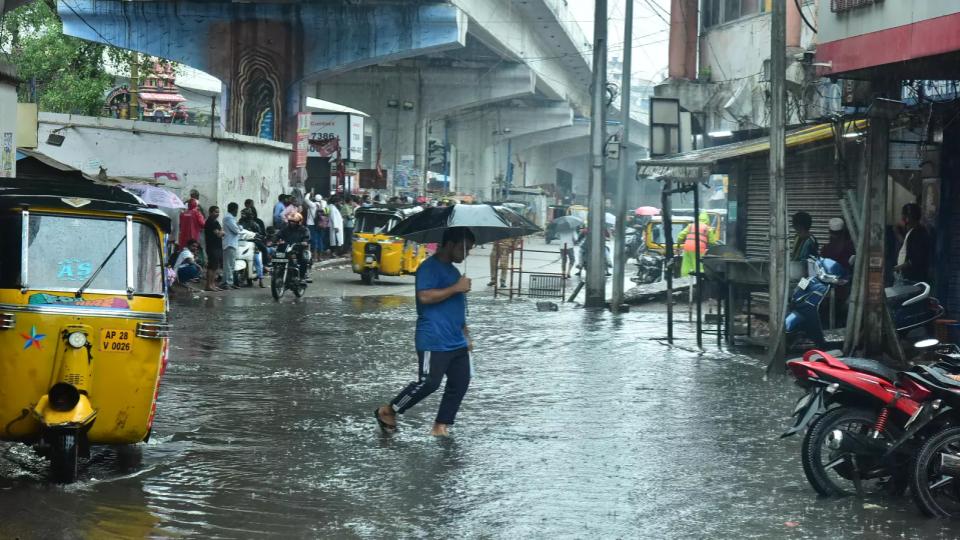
[782,349,931,497]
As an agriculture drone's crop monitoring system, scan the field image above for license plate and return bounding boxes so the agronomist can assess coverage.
[100,328,133,353]
[365,256,375,263]
[273,252,286,259]
[793,392,813,414]
[798,277,810,290]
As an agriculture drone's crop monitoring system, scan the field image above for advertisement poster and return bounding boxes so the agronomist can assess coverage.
[295,112,310,168]
[349,115,365,162]
[1,132,13,178]
[308,114,348,158]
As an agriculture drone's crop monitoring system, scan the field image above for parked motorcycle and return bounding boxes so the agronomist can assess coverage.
[785,257,944,350]
[632,252,664,284]
[887,282,945,340]
[782,349,931,497]
[270,243,308,300]
[884,341,960,517]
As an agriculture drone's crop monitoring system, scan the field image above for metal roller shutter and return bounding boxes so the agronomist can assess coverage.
[744,146,854,259]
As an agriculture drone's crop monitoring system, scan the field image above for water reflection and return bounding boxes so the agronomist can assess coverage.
[0,293,952,538]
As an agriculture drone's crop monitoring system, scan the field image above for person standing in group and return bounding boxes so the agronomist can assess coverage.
[328,196,344,257]
[178,198,205,248]
[340,196,356,255]
[375,227,475,437]
[203,206,225,292]
[487,237,517,288]
[895,202,931,284]
[304,192,321,262]
[187,189,206,217]
[821,217,855,272]
[273,194,288,228]
[315,198,331,258]
[222,202,244,289]
[244,199,265,231]
[557,226,578,280]
[240,208,267,288]
[790,211,819,262]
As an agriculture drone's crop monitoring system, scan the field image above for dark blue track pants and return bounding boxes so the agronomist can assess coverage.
[390,348,472,425]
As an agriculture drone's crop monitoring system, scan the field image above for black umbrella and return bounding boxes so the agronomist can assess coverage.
[388,204,541,244]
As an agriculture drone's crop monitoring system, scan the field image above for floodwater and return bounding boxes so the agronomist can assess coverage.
[0,291,955,539]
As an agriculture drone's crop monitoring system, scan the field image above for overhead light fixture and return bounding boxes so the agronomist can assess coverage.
[402,101,415,111]
[708,130,733,138]
[386,99,399,108]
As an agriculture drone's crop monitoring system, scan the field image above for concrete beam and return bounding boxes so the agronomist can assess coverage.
[491,103,574,138]
[423,64,536,117]
[59,1,465,81]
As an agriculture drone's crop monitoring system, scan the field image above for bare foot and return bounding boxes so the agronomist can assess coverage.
[376,405,397,432]
[430,423,450,437]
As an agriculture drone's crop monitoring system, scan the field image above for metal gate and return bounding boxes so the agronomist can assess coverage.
[744,146,855,259]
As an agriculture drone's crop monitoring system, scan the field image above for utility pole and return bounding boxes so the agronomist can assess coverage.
[586,0,608,308]
[611,0,634,312]
[766,0,788,373]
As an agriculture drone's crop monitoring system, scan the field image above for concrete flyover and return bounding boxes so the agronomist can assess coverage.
[58,0,645,198]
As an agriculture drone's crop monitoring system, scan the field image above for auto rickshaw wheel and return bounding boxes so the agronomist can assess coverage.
[50,431,80,484]
[361,270,375,285]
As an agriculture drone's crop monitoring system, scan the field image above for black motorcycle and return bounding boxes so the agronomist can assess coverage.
[270,243,308,300]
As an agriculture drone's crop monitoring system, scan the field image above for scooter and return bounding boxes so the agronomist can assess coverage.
[785,257,944,350]
[785,257,848,350]
[234,229,259,287]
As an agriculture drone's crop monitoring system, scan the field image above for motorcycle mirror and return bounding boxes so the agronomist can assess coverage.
[915,338,940,350]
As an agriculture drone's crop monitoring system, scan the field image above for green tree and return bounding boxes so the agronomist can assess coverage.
[0,0,161,116]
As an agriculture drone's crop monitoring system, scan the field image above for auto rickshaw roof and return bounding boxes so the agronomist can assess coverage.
[356,205,423,217]
[0,178,172,231]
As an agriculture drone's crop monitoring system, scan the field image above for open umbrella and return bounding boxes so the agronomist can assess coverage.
[551,215,583,234]
[388,204,540,244]
[120,184,186,210]
[635,206,660,217]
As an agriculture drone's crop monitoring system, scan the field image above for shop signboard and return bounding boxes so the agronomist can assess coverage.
[309,113,364,161]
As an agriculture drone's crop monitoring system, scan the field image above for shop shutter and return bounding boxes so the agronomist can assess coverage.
[744,146,853,259]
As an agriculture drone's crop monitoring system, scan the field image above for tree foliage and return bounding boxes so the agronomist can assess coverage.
[0,0,161,116]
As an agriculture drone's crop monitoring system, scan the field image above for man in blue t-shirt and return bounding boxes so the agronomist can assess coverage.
[375,227,475,437]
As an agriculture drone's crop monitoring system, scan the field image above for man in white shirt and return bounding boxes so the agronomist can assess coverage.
[175,240,202,284]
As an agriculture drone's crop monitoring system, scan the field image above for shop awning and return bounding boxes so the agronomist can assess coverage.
[139,92,187,102]
[637,119,868,179]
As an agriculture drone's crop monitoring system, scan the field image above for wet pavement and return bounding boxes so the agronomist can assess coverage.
[0,240,956,538]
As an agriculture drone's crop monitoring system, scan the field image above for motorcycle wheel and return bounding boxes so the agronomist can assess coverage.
[801,406,906,497]
[361,270,375,285]
[50,431,79,484]
[271,266,286,300]
[910,426,960,517]
[293,276,306,298]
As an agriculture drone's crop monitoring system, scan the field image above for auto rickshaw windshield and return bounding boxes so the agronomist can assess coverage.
[356,213,399,235]
[0,211,164,294]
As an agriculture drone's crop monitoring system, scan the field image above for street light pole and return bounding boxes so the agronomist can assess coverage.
[611,0,634,312]
[586,0,608,308]
[766,0,789,372]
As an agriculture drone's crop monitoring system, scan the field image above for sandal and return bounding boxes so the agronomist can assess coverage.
[374,407,397,433]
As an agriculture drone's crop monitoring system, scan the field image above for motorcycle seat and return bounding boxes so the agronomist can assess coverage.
[840,357,899,382]
[885,284,921,305]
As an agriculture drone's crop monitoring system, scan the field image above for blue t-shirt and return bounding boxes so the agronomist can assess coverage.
[415,256,467,352]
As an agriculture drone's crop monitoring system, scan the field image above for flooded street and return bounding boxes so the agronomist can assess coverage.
[0,262,955,538]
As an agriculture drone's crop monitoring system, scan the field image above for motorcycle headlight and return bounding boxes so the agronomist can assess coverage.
[67,331,87,349]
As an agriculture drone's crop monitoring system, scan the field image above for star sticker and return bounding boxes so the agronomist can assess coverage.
[20,326,45,350]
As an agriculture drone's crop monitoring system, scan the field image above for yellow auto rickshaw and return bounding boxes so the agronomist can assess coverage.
[0,178,170,482]
[351,206,428,284]
[644,215,695,255]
